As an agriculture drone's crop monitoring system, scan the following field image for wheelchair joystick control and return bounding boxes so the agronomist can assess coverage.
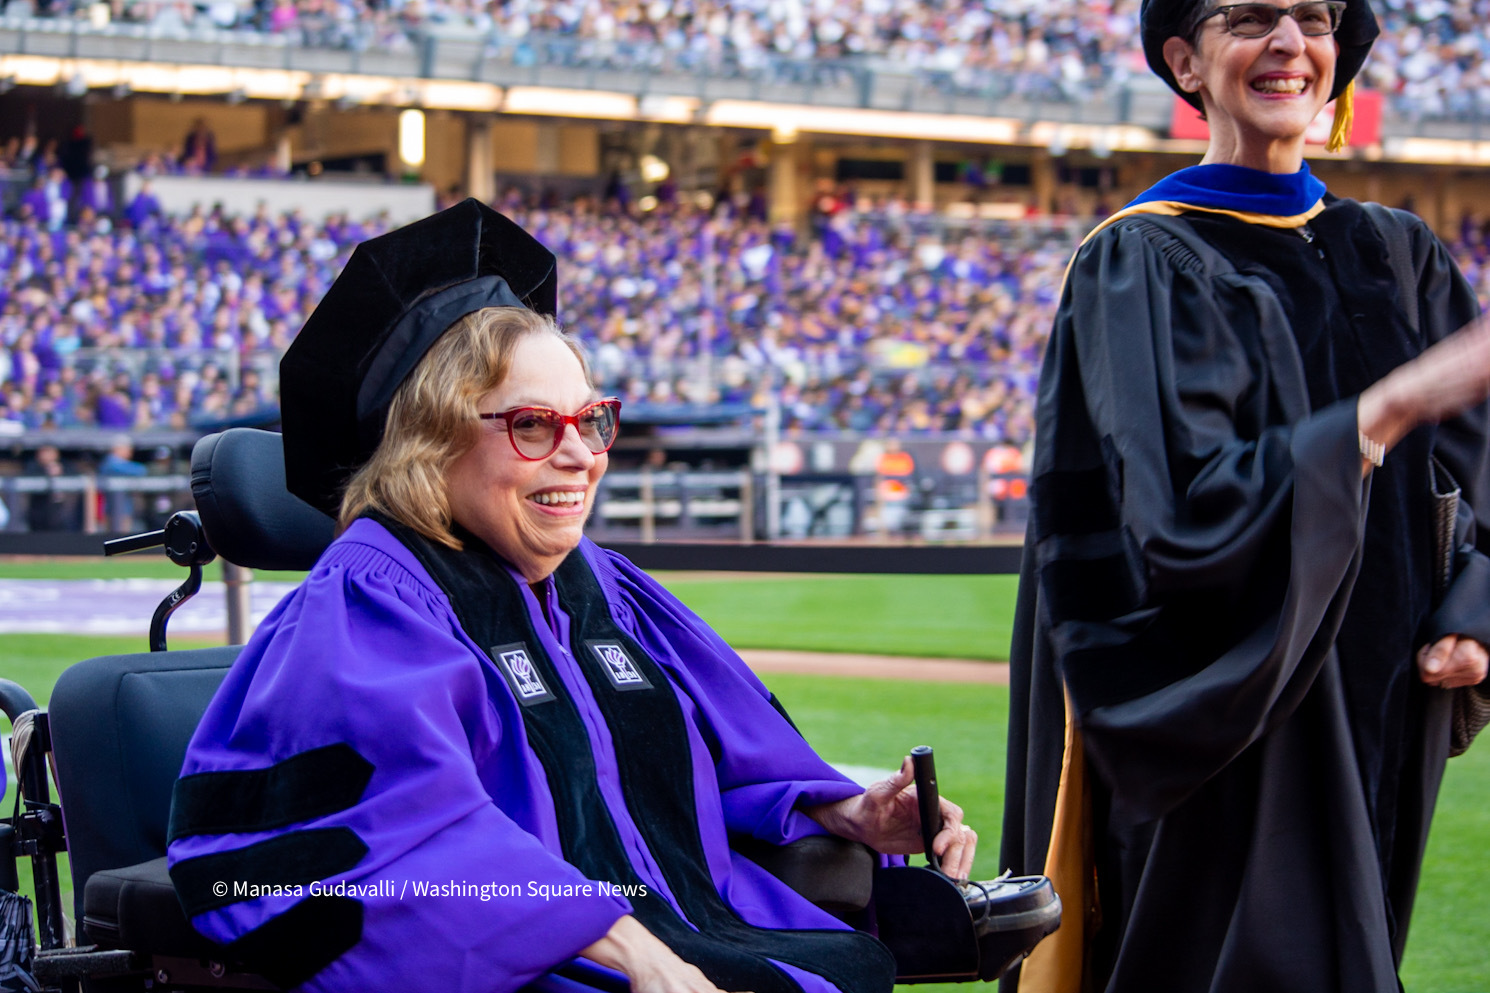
[910,745,942,875]
[104,511,218,651]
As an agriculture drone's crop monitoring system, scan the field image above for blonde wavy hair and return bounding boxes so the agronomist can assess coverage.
[339,306,590,549]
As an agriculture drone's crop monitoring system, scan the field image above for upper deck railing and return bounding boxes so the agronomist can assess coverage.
[3,15,1488,140]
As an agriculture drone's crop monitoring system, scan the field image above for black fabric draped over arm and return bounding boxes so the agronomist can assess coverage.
[1031,215,1370,824]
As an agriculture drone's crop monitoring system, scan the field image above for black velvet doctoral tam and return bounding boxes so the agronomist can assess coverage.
[279,198,558,516]
[1140,0,1380,112]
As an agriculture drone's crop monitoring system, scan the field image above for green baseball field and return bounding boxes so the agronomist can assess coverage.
[1,560,1485,991]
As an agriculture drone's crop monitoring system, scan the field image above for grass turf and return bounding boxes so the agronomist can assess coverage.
[645,571,1019,661]
[1398,740,1490,992]
[0,558,1020,661]
[2,570,1487,991]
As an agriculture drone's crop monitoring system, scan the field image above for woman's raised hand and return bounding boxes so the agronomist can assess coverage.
[1360,312,1490,459]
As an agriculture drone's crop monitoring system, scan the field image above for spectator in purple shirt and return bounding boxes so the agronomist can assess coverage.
[93,379,134,429]
[124,181,163,230]
[76,166,115,217]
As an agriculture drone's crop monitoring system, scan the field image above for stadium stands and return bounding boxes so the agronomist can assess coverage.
[0,188,368,431]
[2,2,1486,541]
[1,0,1487,119]
[0,181,1072,439]
[3,176,1489,442]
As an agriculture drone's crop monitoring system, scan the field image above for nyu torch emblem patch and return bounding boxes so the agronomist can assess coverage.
[491,643,556,705]
[587,641,653,692]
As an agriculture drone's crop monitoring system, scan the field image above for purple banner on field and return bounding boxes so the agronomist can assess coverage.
[0,579,300,635]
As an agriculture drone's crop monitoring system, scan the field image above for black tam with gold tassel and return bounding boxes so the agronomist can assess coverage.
[1139,0,1379,152]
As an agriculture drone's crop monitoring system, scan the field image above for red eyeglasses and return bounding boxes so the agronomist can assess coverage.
[478,397,622,461]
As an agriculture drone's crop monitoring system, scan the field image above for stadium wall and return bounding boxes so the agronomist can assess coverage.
[87,98,277,164]
[119,173,437,223]
[21,90,1488,239]
[485,119,601,178]
[79,95,608,195]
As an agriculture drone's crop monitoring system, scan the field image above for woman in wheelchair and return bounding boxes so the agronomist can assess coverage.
[165,200,977,993]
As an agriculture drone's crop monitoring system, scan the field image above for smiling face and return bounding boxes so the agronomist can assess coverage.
[1163,1,1339,171]
[445,331,607,583]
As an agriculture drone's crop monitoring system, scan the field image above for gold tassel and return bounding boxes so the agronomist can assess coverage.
[1326,81,1355,153]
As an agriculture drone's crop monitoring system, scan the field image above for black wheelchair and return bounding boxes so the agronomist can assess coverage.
[2,428,1059,993]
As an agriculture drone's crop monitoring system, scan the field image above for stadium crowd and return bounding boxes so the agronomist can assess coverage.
[511,187,1059,440]
[3,175,1490,444]
[0,183,371,432]
[4,0,1489,118]
[0,179,1061,440]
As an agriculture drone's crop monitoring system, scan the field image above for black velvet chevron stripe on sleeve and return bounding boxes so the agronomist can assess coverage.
[170,828,369,917]
[223,895,365,989]
[168,743,375,842]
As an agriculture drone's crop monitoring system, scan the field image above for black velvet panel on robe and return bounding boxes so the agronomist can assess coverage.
[1001,198,1490,993]
[375,515,895,993]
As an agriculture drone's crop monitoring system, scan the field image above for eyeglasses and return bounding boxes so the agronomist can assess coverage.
[479,398,622,461]
[1199,1,1346,37]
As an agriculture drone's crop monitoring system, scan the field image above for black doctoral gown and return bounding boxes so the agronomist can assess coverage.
[1001,197,1490,993]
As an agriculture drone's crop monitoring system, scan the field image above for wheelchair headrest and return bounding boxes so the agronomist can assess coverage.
[191,429,336,571]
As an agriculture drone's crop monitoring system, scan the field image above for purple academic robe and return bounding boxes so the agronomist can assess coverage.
[168,519,867,992]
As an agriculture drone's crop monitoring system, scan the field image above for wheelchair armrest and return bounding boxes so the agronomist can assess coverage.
[0,678,38,724]
[82,857,223,959]
[732,834,875,915]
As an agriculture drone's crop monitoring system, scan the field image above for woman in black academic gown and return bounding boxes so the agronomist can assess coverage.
[1001,2,1490,991]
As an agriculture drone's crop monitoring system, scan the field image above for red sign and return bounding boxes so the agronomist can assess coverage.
[1168,88,1383,147]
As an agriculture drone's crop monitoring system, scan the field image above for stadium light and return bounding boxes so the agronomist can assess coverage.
[639,154,670,184]
[0,54,499,109]
[398,108,426,169]
[1386,137,1490,166]
[176,66,237,94]
[705,101,1020,144]
[1026,121,1158,154]
[503,87,637,119]
[638,94,700,123]
[416,80,502,112]
[323,73,399,105]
